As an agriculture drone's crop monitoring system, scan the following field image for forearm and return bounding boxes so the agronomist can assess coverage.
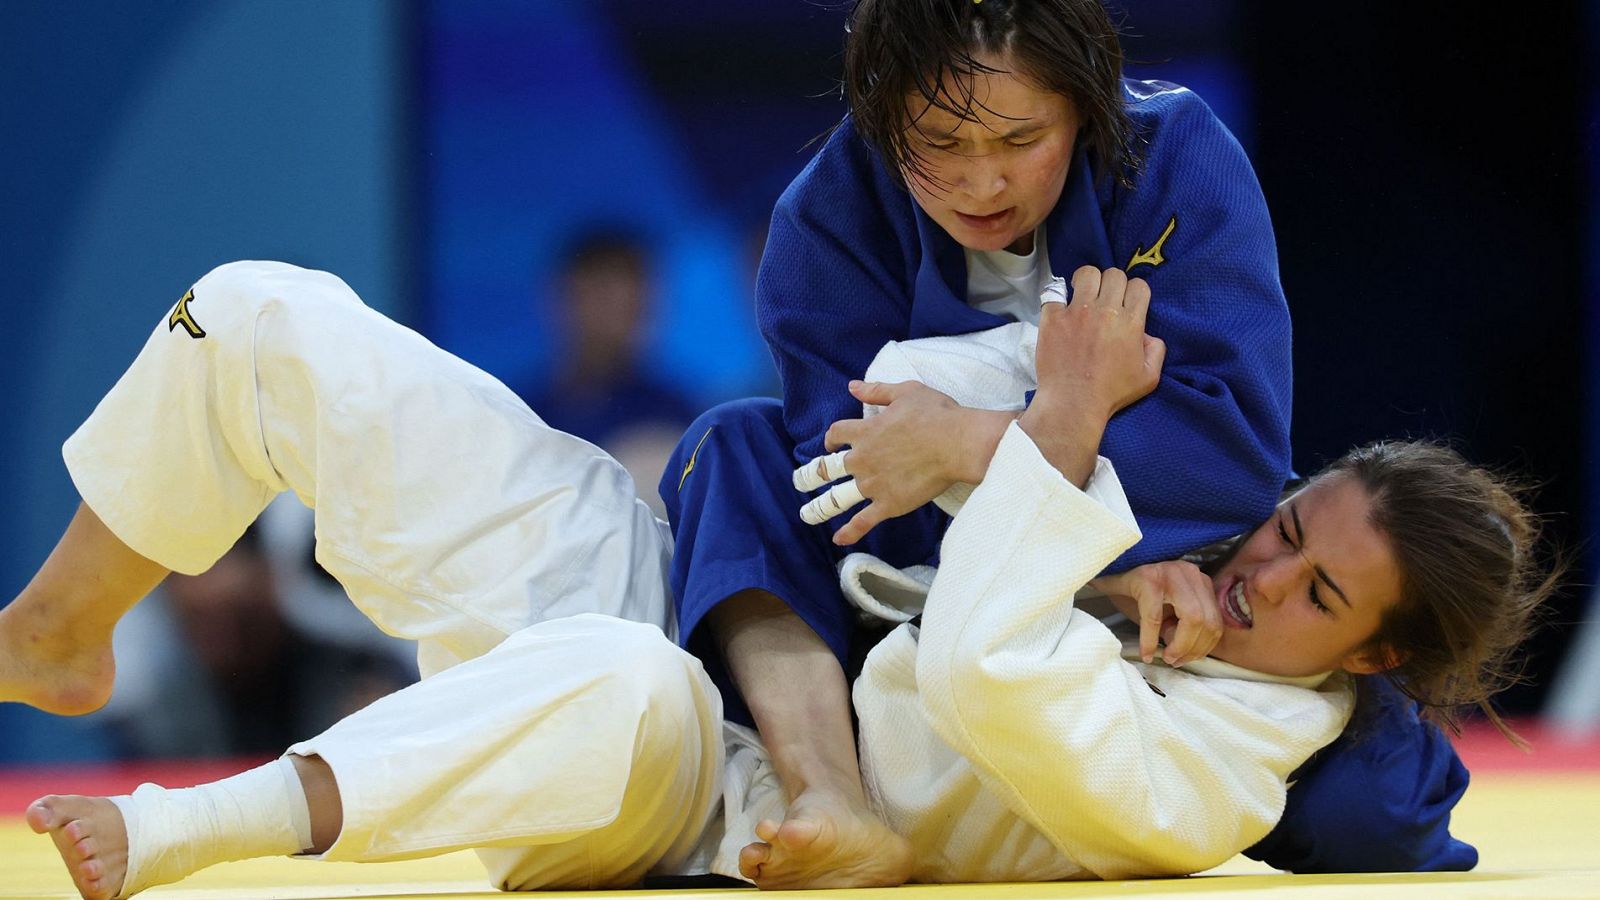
[1015,394,1109,489]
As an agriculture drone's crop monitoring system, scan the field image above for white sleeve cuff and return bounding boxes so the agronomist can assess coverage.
[985,421,1141,542]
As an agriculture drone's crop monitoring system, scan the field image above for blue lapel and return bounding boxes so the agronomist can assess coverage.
[1046,150,1116,274]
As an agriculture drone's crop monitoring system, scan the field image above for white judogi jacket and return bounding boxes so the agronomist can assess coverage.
[715,323,1353,882]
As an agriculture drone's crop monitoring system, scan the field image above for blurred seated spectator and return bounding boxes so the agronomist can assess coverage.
[98,504,415,759]
[518,227,698,514]
[255,495,420,677]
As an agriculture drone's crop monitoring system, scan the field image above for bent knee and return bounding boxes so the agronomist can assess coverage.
[505,615,708,700]
[670,399,782,479]
[191,260,362,329]
[663,398,794,505]
[592,617,712,703]
[680,398,786,448]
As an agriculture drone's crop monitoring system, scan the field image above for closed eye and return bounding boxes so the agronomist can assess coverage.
[1281,513,1336,617]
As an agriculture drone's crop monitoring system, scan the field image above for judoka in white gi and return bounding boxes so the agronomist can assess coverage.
[18,261,1542,899]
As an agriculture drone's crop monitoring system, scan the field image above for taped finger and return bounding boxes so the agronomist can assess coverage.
[799,479,866,525]
[1040,275,1069,306]
[793,450,852,491]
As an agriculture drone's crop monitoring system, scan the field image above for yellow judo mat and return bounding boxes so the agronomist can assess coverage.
[3,769,1597,900]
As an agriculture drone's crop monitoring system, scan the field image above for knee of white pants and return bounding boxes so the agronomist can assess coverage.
[474,616,720,747]
[195,259,293,294]
[531,615,714,719]
[462,618,725,890]
[187,261,368,360]
[298,616,721,871]
[60,260,331,576]
[171,260,366,388]
[195,260,359,312]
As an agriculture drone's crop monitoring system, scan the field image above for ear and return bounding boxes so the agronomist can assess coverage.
[1340,642,1406,675]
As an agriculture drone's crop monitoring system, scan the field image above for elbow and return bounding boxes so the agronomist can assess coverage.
[1079,814,1246,880]
[916,649,1030,740]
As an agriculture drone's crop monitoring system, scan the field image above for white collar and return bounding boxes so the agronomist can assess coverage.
[1117,639,1334,689]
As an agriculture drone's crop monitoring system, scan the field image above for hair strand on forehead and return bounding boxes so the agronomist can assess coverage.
[841,0,1137,190]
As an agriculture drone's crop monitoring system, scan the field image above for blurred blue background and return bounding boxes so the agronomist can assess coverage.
[1,0,1592,760]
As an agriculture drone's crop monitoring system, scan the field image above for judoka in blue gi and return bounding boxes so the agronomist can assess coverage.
[663,0,1474,886]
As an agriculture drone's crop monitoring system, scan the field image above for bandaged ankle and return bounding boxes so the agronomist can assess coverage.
[109,757,311,899]
[280,756,315,853]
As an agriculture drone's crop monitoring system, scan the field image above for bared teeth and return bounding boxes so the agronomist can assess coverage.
[1231,582,1253,626]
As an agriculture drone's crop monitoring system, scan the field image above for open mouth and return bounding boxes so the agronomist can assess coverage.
[956,208,1014,230]
[1220,579,1254,629]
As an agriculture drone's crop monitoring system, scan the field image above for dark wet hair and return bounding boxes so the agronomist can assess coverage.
[1321,441,1559,744]
[842,0,1133,188]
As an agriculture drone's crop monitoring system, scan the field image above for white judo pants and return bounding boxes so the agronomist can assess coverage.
[63,260,732,888]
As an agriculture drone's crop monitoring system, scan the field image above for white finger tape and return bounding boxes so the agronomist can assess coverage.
[1039,275,1069,306]
[793,450,852,491]
[799,479,867,525]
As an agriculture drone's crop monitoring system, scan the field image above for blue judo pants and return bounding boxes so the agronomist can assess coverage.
[661,398,1477,874]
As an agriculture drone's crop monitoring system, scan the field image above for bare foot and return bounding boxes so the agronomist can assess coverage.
[0,602,117,715]
[738,788,913,890]
[27,794,129,900]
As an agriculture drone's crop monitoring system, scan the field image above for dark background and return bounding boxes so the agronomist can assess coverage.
[1243,5,1589,709]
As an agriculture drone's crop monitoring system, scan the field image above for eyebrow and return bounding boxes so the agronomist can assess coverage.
[1290,504,1352,609]
[916,117,1045,141]
[1000,122,1046,139]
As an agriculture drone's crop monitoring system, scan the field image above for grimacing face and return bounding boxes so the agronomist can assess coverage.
[1204,474,1404,678]
[900,51,1081,256]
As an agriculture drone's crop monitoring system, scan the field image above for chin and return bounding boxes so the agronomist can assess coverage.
[964,237,1011,253]
[959,230,1023,253]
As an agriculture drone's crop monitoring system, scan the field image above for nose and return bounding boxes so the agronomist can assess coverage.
[957,151,1006,202]
[1251,552,1311,607]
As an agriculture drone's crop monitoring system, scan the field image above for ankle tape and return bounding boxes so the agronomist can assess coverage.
[110,757,307,898]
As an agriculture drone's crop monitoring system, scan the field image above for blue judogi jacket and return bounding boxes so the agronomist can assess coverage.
[757,80,1291,571]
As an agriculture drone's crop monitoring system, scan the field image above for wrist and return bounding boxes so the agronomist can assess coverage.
[1027,387,1115,427]
[1017,397,1106,489]
[949,407,1017,483]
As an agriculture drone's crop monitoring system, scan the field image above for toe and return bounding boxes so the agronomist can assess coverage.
[25,802,55,833]
[775,815,824,851]
[738,841,770,880]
